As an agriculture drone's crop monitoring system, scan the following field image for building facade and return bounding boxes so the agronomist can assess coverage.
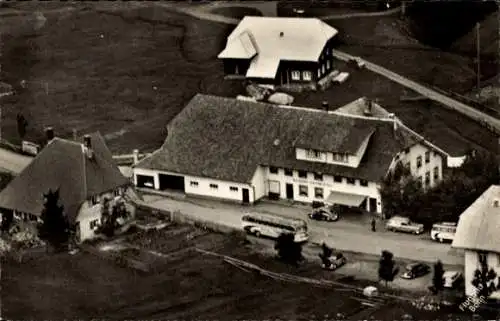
[218,17,338,87]
[133,94,445,215]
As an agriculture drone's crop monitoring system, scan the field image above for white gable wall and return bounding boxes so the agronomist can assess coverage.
[464,250,500,300]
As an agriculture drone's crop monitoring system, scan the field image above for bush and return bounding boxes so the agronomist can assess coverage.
[274,233,304,266]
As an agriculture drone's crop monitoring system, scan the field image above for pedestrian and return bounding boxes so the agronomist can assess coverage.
[371,217,376,232]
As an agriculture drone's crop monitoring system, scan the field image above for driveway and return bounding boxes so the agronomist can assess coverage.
[140,193,465,266]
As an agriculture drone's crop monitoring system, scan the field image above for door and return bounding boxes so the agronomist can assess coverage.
[286,184,293,200]
[158,174,185,191]
[268,180,280,200]
[242,188,250,204]
[369,197,377,213]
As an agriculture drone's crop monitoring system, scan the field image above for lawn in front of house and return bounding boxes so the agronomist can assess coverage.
[0,4,243,154]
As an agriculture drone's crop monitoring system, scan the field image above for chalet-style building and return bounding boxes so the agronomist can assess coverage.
[133,94,446,215]
[218,17,338,88]
[0,129,141,243]
[452,185,500,300]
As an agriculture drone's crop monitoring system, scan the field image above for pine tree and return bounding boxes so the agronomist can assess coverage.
[431,260,445,294]
[275,233,303,267]
[471,253,498,298]
[378,250,399,286]
[37,189,69,252]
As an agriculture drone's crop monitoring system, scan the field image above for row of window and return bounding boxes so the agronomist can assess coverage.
[290,59,331,82]
[416,151,432,168]
[477,252,500,267]
[298,185,324,199]
[190,181,239,192]
[89,188,124,206]
[306,150,348,163]
[268,167,368,186]
[417,166,440,187]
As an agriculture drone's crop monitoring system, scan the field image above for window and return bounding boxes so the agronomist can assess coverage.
[416,156,422,168]
[209,183,218,189]
[90,195,99,206]
[317,69,321,78]
[190,181,199,187]
[313,172,323,181]
[405,162,411,170]
[404,148,409,154]
[284,168,293,176]
[314,187,324,199]
[425,151,430,163]
[229,186,238,192]
[234,64,239,75]
[114,188,121,197]
[334,175,343,183]
[478,252,488,265]
[302,71,312,81]
[346,178,355,185]
[321,64,325,74]
[307,149,321,159]
[89,219,99,230]
[269,166,279,174]
[299,185,308,196]
[333,153,348,163]
[433,166,439,180]
[417,176,423,187]
[298,170,307,178]
[326,60,330,69]
[291,70,300,80]
[425,171,430,186]
[360,179,368,187]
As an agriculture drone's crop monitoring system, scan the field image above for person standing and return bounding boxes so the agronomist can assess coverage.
[371,217,376,232]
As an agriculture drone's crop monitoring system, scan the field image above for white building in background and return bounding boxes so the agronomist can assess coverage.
[133,94,446,215]
[452,185,500,300]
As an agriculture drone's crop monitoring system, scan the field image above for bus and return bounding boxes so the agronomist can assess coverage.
[241,213,309,243]
[431,222,457,243]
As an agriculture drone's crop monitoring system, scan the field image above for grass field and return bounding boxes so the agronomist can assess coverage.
[1,223,478,321]
[210,6,263,19]
[0,4,242,154]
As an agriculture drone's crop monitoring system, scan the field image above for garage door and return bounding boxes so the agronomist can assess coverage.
[136,175,155,189]
[158,174,185,191]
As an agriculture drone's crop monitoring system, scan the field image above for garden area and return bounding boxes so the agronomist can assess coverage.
[3,219,487,321]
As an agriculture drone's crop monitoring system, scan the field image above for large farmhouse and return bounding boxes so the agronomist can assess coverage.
[0,130,140,243]
[133,94,445,215]
[218,17,338,88]
[452,185,500,300]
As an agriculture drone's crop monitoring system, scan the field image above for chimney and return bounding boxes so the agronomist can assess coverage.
[45,126,54,142]
[83,134,94,159]
[322,101,329,112]
[72,128,78,141]
[279,31,284,38]
[133,149,139,165]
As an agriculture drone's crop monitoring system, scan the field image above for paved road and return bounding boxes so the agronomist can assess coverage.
[139,193,465,266]
[0,148,32,174]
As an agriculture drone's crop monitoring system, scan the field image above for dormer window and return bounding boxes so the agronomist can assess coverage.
[494,199,499,208]
[307,149,321,159]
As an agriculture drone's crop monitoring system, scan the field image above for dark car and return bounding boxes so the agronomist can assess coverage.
[400,263,431,279]
[308,207,339,222]
[321,252,347,270]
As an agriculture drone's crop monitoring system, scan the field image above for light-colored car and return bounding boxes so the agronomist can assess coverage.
[443,271,463,288]
[385,216,424,235]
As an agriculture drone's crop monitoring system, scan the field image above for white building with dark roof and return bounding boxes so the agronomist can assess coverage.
[452,185,500,300]
[218,17,338,88]
[133,94,446,215]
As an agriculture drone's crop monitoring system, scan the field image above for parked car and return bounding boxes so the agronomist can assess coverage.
[443,271,463,288]
[308,206,339,222]
[385,216,424,235]
[400,263,430,279]
[322,252,347,270]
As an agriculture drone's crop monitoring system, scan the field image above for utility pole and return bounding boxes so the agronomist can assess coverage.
[476,22,481,92]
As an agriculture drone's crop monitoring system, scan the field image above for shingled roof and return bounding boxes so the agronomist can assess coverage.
[452,185,500,253]
[0,132,130,224]
[218,17,338,79]
[136,94,422,184]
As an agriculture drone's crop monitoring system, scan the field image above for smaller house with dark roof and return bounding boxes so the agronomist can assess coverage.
[133,94,446,215]
[0,129,140,243]
[452,185,500,300]
[218,17,338,88]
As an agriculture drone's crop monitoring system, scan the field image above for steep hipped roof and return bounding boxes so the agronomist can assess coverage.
[0,132,130,224]
[136,94,421,184]
[218,17,338,79]
[452,185,500,253]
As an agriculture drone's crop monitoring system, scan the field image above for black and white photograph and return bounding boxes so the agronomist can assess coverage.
[0,0,499,320]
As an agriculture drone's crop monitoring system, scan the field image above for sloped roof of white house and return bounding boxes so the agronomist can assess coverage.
[452,185,500,253]
[218,17,338,79]
[218,31,258,59]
